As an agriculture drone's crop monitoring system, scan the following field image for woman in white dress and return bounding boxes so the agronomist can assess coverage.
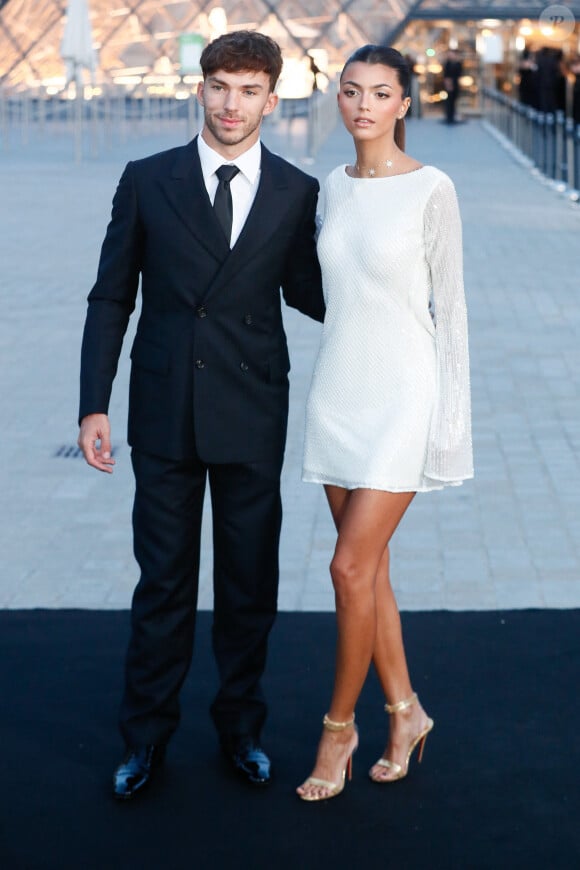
[297,45,473,801]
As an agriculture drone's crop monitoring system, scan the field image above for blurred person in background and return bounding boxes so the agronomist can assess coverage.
[518,46,538,108]
[570,55,580,124]
[443,47,463,124]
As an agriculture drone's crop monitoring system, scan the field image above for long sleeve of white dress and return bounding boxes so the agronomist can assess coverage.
[423,177,473,484]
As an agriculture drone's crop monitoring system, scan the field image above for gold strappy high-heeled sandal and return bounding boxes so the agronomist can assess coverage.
[369,692,434,783]
[297,714,358,802]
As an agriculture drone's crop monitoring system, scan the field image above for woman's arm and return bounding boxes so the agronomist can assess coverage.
[423,175,474,484]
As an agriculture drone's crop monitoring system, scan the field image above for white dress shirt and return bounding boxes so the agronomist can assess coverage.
[197,134,262,247]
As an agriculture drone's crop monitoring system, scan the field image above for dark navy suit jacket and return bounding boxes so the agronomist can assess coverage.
[79,137,324,463]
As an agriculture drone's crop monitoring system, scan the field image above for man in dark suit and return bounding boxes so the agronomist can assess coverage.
[77,30,324,800]
[443,48,463,124]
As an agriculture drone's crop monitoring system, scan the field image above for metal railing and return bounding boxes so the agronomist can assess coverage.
[483,87,580,199]
[0,89,201,160]
[0,86,338,163]
[307,88,338,158]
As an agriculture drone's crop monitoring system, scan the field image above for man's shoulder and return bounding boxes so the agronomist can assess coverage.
[129,140,196,175]
[262,147,319,190]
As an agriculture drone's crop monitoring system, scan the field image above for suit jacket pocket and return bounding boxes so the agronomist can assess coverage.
[130,336,171,375]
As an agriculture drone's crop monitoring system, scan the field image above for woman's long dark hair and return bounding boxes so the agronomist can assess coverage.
[340,45,411,151]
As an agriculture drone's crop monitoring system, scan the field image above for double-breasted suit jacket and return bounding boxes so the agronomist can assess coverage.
[79,137,324,463]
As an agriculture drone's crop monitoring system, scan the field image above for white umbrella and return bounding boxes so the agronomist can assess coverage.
[61,0,97,163]
[61,0,96,88]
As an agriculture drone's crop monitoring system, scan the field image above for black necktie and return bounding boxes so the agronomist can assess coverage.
[213,164,240,243]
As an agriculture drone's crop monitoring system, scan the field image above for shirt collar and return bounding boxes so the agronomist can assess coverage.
[198,133,262,184]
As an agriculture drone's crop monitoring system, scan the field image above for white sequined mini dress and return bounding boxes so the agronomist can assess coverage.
[302,164,473,492]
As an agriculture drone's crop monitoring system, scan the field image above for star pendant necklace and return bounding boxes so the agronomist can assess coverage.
[355,155,396,177]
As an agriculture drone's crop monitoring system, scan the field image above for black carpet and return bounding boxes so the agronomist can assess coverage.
[1,609,579,869]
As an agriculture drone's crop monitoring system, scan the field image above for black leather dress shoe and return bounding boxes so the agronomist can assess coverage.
[221,735,272,786]
[113,744,165,800]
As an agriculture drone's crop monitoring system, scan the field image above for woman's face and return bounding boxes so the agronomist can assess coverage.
[337,62,410,142]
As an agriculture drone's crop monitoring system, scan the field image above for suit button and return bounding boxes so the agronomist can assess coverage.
[195,359,205,369]
[196,306,207,318]
[244,314,253,325]
[240,362,249,372]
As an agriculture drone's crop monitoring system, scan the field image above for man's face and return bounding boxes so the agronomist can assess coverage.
[197,69,278,155]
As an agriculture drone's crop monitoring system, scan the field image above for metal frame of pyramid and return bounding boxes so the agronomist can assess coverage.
[1,0,579,90]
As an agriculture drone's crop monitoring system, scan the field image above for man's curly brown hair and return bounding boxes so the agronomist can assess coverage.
[200,30,283,93]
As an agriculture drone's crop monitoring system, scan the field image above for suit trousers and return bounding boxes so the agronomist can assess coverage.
[119,447,283,747]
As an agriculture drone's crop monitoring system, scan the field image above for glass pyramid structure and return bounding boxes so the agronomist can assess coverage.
[1,0,579,90]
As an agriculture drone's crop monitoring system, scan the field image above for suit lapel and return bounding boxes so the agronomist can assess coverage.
[231,144,289,258]
[203,145,290,298]
[159,137,230,261]
[159,141,292,292]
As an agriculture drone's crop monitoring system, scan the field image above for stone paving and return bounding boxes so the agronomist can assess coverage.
[1,106,579,610]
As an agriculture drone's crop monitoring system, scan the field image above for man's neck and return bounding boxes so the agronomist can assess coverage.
[200,129,261,162]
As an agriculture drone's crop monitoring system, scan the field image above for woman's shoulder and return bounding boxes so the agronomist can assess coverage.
[419,165,457,192]
[320,165,350,201]
[325,164,349,184]
[410,166,459,212]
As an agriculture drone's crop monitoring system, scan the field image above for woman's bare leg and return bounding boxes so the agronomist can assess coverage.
[297,486,414,799]
[369,545,432,781]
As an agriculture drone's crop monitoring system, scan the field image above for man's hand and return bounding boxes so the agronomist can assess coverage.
[78,413,116,473]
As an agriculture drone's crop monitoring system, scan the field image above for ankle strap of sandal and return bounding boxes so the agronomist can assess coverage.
[384,692,418,714]
[323,713,355,731]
